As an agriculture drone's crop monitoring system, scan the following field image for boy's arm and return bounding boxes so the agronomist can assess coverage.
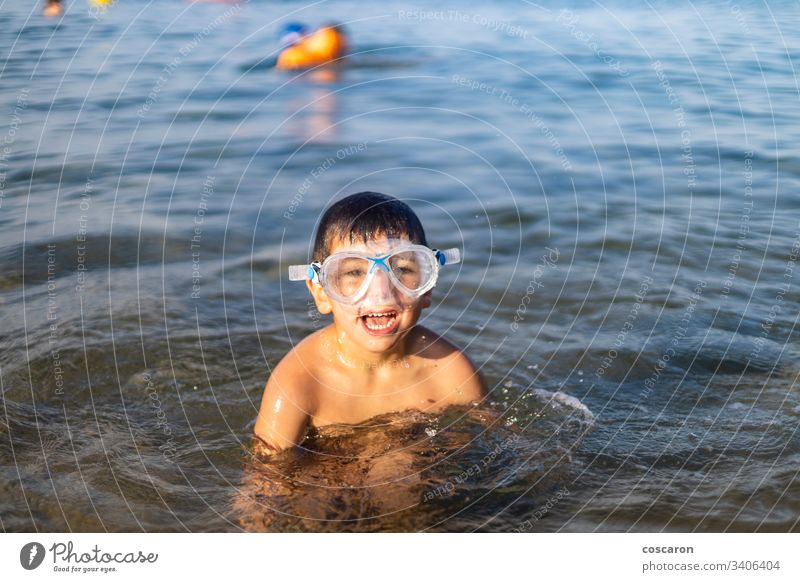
[253,353,315,456]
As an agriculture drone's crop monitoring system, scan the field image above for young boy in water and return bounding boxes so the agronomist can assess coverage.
[253,192,486,456]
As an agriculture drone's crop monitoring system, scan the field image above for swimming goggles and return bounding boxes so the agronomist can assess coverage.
[289,244,461,305]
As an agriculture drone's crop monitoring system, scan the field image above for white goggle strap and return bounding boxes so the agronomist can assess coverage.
[288,262,321,283]
[434,248,461,267]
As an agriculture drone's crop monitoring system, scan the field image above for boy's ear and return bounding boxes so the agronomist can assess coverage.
[420,290,432,309]
[306,279,333,314]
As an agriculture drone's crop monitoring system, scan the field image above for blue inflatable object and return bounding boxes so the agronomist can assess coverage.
[279,22,309,47]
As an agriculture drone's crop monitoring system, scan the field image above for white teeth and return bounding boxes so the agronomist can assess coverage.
[363,312,397,330]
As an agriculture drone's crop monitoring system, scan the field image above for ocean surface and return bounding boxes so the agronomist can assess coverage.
[1,0,799,532]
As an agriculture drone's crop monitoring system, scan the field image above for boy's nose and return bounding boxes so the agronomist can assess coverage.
[364,268,395,302]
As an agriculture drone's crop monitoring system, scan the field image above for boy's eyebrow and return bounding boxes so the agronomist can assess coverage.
[326,237,414,255]
[324,232,407,254]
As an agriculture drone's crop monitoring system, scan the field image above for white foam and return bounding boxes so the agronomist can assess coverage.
[531,388,595,424]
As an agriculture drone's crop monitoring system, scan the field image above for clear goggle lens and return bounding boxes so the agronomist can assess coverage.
[327,249,434,300]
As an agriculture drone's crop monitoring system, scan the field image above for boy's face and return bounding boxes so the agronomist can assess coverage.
[307,234,432,354]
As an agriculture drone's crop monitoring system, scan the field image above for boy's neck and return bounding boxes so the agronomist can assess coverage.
[328,324,413,369]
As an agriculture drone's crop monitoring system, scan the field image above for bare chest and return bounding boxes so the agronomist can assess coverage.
[310,365,443,427]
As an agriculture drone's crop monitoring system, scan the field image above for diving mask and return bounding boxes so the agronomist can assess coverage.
[289,243,461,305]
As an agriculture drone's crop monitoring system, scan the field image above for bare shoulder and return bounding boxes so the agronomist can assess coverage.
[411,326,487,403]
[266,330,324,400]
[282,328,329,377]
[253,329,327,453]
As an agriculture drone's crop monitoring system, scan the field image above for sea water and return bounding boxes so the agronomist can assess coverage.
[1,0,799,531]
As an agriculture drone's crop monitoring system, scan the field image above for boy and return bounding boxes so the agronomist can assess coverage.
[253,192,486,456]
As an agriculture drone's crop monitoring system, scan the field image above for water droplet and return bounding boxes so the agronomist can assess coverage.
[193,386,198,390]
[577,370,584,376]
[425,428,437,437]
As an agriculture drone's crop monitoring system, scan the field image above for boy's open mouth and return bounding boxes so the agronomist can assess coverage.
[359,309,400,336]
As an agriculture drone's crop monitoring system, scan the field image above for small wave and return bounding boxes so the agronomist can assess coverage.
[530,388,595,425]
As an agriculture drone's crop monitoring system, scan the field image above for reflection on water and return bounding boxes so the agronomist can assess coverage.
[285,75,342,144]
[1,0,800,532]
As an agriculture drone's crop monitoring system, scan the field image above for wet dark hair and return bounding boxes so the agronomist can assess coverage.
[312,192,427,262]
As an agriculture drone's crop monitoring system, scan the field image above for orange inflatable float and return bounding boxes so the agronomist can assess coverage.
[276,24,347,71]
